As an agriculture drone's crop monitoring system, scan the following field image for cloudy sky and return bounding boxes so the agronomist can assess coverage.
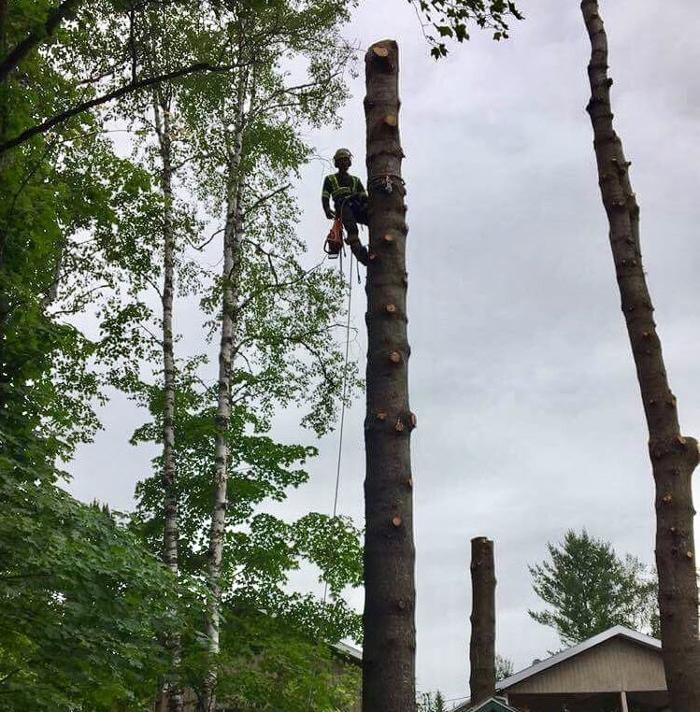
[68,0,700,706]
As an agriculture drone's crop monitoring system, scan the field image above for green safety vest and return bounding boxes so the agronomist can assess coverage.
[323,174,366,202]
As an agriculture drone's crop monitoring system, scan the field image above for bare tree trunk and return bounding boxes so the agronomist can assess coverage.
[152,89,184,712]
[362,40,416,712]
[469,536,496,705]
[581,3,700,709]
[202,70,247,712]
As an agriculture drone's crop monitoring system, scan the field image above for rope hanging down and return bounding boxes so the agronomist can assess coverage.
[332,254,354,519]
[323,253,354,604]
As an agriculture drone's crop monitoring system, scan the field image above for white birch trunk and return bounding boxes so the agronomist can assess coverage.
[202,69,248,711]
[153,91,183,712]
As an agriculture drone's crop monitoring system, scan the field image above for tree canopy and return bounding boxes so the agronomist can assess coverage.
[529,530,659,646]
[0,0,524,707]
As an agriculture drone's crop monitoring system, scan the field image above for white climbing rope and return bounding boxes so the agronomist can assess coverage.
[323,252,354,604]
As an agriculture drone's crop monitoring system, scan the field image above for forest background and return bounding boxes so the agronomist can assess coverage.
[12,0,700,705]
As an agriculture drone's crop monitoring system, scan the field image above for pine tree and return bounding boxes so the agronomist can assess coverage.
[580,3,700,709]
[529,530,658,645]
[362,40,416,712]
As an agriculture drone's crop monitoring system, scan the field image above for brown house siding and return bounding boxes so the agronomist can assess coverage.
[506,638,666,695]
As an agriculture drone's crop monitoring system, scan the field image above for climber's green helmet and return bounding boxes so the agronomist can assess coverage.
[333,148,352,161]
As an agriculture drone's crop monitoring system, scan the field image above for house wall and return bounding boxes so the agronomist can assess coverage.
[505,639,666,695]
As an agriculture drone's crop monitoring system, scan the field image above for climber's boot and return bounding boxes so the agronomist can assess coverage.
[345,233,369,266]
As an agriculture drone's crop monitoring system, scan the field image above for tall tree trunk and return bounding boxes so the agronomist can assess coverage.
[202,69,247,712]
[581,3,700,710]
[362,39,416,712]
[469,536,496,705]
[152,90,184,712]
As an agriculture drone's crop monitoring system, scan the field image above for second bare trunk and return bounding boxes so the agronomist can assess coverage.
[469,536,496,705]
[581,3,700,710]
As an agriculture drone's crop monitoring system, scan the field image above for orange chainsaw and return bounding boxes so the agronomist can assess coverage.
[324,216,343,258]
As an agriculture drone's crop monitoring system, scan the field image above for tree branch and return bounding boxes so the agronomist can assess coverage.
[241,183,291,218]
[0,0,83,83]
[0,61,241,154]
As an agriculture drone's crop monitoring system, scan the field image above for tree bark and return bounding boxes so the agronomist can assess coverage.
[202,69,247,712]
[152,89,183,712]
[362,39,416,712]
[469,536,496,705]
[581,3,700,710]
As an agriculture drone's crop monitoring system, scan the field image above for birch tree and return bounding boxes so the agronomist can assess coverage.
[173,4,357,703]
[133,7,216,707]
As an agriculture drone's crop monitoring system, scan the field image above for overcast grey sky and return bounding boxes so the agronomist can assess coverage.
[68,0,700,705]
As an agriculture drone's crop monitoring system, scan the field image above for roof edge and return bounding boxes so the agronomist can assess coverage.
[496,625,661,692]
[332,641,362,663]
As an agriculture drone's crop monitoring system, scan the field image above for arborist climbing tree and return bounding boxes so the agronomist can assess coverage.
[322,148,370,265]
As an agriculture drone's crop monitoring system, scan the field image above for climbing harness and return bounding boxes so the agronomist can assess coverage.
[368,173,405,195]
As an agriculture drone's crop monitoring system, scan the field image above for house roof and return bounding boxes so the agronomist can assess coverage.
[496,625,661,692]
[467,696,521,712]
[332,640,362,663]
[455,695,524,712]
[455,626,662,711]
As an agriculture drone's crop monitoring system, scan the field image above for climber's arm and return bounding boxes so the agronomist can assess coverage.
[322,177,335,218]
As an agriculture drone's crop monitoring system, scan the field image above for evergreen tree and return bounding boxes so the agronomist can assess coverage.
[529,530,658,645]
[495,653,514,682]
[417,690,447,712]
